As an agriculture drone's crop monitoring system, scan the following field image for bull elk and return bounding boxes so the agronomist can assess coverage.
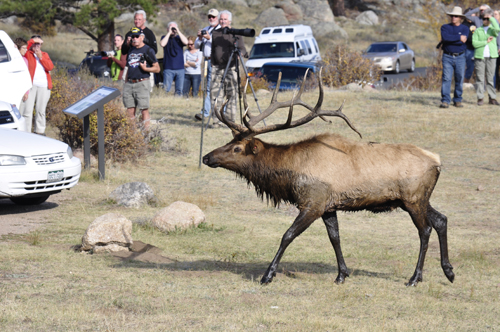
[203,70,454,286]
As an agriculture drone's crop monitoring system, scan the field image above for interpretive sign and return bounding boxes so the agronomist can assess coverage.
[63,86,121,180]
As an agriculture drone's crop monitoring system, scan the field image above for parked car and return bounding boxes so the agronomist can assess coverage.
[0,30,32,131]
[69,50,111,78]
[246,25,321,75]
[0,127,81,205]
[258,62,317,90]
[0,101,26,131]
[362,41,415,74]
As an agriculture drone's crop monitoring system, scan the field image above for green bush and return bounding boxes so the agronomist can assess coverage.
[47,69,147,163]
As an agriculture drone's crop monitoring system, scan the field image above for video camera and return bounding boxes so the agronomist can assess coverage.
[100,50,117,57]
[222,27,255,37]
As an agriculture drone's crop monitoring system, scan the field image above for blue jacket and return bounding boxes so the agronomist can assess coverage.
[441,23,469,53]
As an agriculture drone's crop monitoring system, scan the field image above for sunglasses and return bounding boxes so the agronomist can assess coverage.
[188,43,194,46]
[131,35,141,39]
[451,15,461,18]
[483,17,490,20]
[208,15,217,19]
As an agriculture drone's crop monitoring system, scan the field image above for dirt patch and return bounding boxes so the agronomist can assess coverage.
[0,191,70,236]
[110,241,175,264]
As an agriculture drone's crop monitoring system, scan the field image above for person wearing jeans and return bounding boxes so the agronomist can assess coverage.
[440,6,469,108]
[183,36,202,97]
[160,22,188,96]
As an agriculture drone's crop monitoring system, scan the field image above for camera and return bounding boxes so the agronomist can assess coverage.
[140,53,154,66]
[201,30,207,36]
[222,27,255,37]
[171,27,177,33]
[100,50,116,57]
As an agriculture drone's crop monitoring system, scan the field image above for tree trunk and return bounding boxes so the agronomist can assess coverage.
[329,0,346,17]
[97,21,114,52]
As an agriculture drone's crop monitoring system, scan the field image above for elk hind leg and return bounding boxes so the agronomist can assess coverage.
[322,211,349,284]
[261,209,319,285]
[404,203,432,286]
[428,205,454,283]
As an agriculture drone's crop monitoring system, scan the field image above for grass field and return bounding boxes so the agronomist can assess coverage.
[1,85,500,330]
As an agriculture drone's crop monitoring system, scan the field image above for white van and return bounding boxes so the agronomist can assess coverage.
[246,25,321,75]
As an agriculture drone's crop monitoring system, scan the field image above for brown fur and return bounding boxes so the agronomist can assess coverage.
[203,133,454,286]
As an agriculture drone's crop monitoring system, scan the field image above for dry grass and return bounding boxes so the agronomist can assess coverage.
[1,86,500,331]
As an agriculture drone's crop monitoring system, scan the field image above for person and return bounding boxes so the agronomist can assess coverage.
[23,36,54,134]
[183,36,202,97]
[194,8,220,121]
[13,38,30,100]
[106,34,126,81]
[439,6,469,108]
[123,27,160,129]
[463,8,477,84]
[122,10,157,89]
[160,22,188,96]
[210,10,247,126]
[472,8,500,105]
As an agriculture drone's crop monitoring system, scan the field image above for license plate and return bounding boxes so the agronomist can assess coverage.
[47,170,64,183]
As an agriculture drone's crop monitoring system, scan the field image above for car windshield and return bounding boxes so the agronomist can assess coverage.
[366,44,397,53]
[260,65,311,83]
[249,42,295,59]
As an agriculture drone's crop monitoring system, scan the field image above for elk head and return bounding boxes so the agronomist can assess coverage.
[203,68,362,169]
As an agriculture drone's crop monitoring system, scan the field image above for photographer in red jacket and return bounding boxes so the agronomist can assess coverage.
[23,36,54,135]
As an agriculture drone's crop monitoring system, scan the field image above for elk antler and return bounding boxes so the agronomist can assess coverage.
[215,67,363,139]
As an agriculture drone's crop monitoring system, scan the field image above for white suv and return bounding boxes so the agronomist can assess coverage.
[0,30,32,131]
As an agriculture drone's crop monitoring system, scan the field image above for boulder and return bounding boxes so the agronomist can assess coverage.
[275,1,304,21]
[151,201,205,232]
[247,0,262,7]
[254,7,289,27]
[356,10,379,26]
[81,213,133,252]
[311,22,348,39]
[341,83,364,91]
[109,182,157,208]
[219,0,249,7]
[297,0,334,23]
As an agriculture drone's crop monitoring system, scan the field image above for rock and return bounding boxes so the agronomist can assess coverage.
[356,10,379,26]
[109,182,157,208]
[275,1,304,21]
[81,213,133,252]
[297,0,334,23]
[341,83,363,91]
[151,201,205,232]
[0,16,18,25]
[219,0,249,7]
[254,7,289,27]
[311,22,348,39]
[247,0,262,7]
[477,185,484,191]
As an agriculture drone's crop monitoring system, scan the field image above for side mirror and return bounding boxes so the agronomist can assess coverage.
[298,49,305,56]
[399,49,405,53]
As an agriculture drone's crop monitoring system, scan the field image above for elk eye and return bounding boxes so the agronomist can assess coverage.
[234,146,242,153]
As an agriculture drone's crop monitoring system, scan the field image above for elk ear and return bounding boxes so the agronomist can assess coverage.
[250,139,262,155]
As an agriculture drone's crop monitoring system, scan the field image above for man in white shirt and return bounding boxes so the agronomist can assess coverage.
[194,8,220,121]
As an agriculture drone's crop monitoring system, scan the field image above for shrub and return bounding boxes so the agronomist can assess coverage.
[47,69,147,162]
[320,44,381,88]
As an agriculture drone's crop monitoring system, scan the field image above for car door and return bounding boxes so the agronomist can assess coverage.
[0,31,32,106]
[398,42,411,69]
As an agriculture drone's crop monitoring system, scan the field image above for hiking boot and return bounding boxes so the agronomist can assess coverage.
[489,99,499,105]
[453,102,463,108]
[194,113,203,121]
[439,103,449,108]
[478,99,484,106]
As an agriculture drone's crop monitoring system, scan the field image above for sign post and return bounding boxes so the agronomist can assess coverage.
[63,86,120,180]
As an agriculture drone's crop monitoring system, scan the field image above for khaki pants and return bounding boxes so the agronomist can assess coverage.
[475,57,497,100]
[21,85,51,133]
[210,66,238,123]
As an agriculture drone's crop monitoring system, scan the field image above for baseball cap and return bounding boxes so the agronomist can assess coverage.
[130,27,143,36]
[207,8,219,17]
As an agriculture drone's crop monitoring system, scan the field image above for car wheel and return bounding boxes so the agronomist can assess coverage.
[409,59,415,72]
[394,61,400,74]
[10,195,50,205]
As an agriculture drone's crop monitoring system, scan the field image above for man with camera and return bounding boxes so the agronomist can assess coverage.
[106,34,126,81]
[210,10,247,126]
[194,8,220,121]
[123,27,160,129]
[160,22,188,96]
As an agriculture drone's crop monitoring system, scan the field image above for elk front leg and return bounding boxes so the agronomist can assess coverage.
[261,209,319,284]
[322,211,349,284]
[428,205,455,283]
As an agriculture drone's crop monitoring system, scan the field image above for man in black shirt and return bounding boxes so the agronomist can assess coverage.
[123,27,160,129]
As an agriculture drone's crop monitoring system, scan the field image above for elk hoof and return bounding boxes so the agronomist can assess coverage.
[260,271,276,285]
[334,272,348,284]
[443,265,455,283]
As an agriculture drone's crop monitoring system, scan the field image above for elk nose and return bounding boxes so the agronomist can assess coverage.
[202,154,210,165]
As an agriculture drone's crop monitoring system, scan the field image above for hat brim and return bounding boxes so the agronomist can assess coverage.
[446,12,465,17]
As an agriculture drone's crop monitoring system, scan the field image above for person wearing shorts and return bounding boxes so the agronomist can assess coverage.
[123,27,160,129]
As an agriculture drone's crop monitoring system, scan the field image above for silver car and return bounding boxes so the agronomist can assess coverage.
[362,42,415,74]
